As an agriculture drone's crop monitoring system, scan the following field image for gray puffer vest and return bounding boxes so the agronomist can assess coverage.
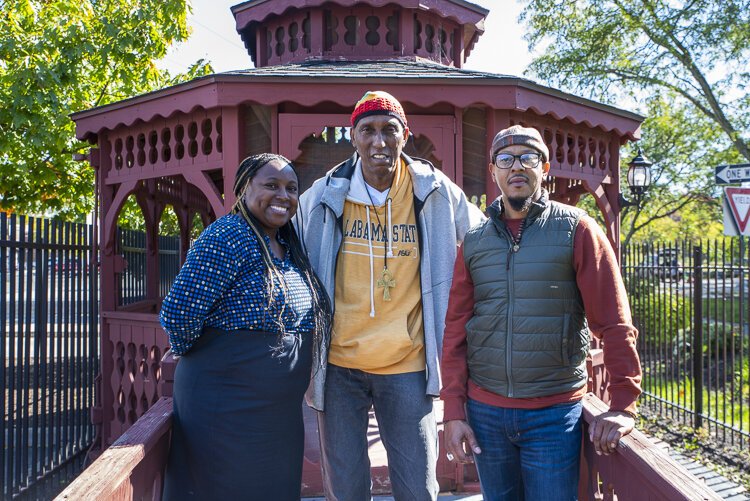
[462,193,590,398]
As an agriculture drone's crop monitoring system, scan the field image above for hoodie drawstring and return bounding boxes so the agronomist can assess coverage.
[386,198,394,258]
[366,206,376,318]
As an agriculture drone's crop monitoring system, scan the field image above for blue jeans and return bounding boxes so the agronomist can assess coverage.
[318,364,439,501]
[466,399,583,501]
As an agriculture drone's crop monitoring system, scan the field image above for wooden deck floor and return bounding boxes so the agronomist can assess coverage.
[302,402,389,495]
[302,400,747,500]
[302,401,451,496]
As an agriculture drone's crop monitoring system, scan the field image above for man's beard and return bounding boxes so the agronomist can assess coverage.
[507,195,533,212]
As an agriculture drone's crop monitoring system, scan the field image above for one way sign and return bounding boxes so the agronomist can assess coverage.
[716,163,750,184]
[724,187,750,236]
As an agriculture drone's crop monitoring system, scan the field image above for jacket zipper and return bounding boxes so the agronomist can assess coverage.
[505,227,516,397]
[413,185,438,382]
[320,200,341,316]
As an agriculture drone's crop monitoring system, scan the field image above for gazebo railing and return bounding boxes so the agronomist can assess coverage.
[58,348,723,501]
[54,397,172,501]
[55,393,722,501]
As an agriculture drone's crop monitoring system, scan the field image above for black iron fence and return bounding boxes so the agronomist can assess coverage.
[0,213,98,499]
[622,238,749,450]
[0,215,180,499]
[118,228,181,307]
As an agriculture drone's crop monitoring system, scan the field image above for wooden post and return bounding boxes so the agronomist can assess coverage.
[222,107,244,212]
[97,133,116,452]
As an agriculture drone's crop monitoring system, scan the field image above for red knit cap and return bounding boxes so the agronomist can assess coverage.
[350,90,408,128]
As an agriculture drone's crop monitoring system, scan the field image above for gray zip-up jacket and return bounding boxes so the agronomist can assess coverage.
[295,152,485,411]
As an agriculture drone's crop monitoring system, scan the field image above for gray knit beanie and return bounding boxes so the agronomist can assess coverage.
[491,125,549,162]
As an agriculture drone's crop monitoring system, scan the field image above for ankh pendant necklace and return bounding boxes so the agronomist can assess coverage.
[365,181,396,301]
[377,268,396,301]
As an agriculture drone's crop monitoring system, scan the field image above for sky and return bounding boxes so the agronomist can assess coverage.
[157,0,534,77]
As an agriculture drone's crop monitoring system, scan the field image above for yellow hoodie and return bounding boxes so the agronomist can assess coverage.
[328,159,425,374]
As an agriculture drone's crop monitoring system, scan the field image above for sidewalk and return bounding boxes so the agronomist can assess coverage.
[672,454,748,501]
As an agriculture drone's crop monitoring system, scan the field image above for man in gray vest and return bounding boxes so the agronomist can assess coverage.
[440,125,642,500]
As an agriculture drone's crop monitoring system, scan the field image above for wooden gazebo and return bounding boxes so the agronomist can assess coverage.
[65,0,719,498]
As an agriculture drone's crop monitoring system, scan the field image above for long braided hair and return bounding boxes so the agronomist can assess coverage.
[231,153,332,366]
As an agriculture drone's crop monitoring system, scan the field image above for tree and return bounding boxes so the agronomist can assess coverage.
[617,93,728,245]
[519,0,750,242]
[0,0,212,220]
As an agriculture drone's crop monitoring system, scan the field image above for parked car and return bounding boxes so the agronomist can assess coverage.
[637,250,683,280]
[48,257,82,273]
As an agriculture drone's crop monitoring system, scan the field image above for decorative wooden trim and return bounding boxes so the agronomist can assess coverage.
[453,107,463,187]
[232,0,487,34]
[73,81,642,142]
[221,106,242,211]
[182,171,224,219]
[102,180,140,254]
[278,112,456,179]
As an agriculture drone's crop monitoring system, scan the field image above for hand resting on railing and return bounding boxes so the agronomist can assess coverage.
[588,409,636,456]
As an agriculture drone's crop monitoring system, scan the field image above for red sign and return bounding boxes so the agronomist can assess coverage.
[724,187,750,235]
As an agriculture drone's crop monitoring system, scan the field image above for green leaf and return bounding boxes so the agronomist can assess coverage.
[0,0,211,221]
[520,0,750,242]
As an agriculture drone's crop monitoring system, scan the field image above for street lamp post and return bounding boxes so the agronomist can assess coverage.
[619,148,653,209]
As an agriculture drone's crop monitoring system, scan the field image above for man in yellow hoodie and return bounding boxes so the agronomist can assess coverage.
[296,91,484,500]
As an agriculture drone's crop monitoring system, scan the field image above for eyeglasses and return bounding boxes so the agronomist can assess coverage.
[493,152,542,170]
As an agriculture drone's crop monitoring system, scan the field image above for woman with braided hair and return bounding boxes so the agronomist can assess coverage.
[160,153,331,500]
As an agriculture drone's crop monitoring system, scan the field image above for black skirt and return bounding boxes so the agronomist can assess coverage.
[163,327,312,501]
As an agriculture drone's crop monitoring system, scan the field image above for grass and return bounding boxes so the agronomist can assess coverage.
[643,374,750,434]
[701,297,746,325]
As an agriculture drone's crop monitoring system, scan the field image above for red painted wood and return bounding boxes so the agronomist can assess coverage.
[103,109,224,186]
[55,397,173,501]
[102,314,169,445]
[71,321,707,500]
[454,107,464,187]
[278,113,456,178]
[232,0,487,35]
[452,26,463,68]
[221,106,243,211]
[581,394,723,501]
[233,1,481,67]
[96,132,117,453]
[73,80,642,142]
[65,392,723,500]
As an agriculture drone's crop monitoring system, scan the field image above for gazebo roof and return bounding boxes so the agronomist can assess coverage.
[226,58,509,79]
[71,60,642,141]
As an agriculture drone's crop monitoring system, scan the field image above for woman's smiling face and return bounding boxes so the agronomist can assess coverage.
[242,158,299,236]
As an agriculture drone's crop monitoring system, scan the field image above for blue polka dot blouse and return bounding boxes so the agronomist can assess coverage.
[159,214,316,355]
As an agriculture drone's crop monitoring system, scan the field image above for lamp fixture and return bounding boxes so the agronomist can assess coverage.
[619,148,653,209]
